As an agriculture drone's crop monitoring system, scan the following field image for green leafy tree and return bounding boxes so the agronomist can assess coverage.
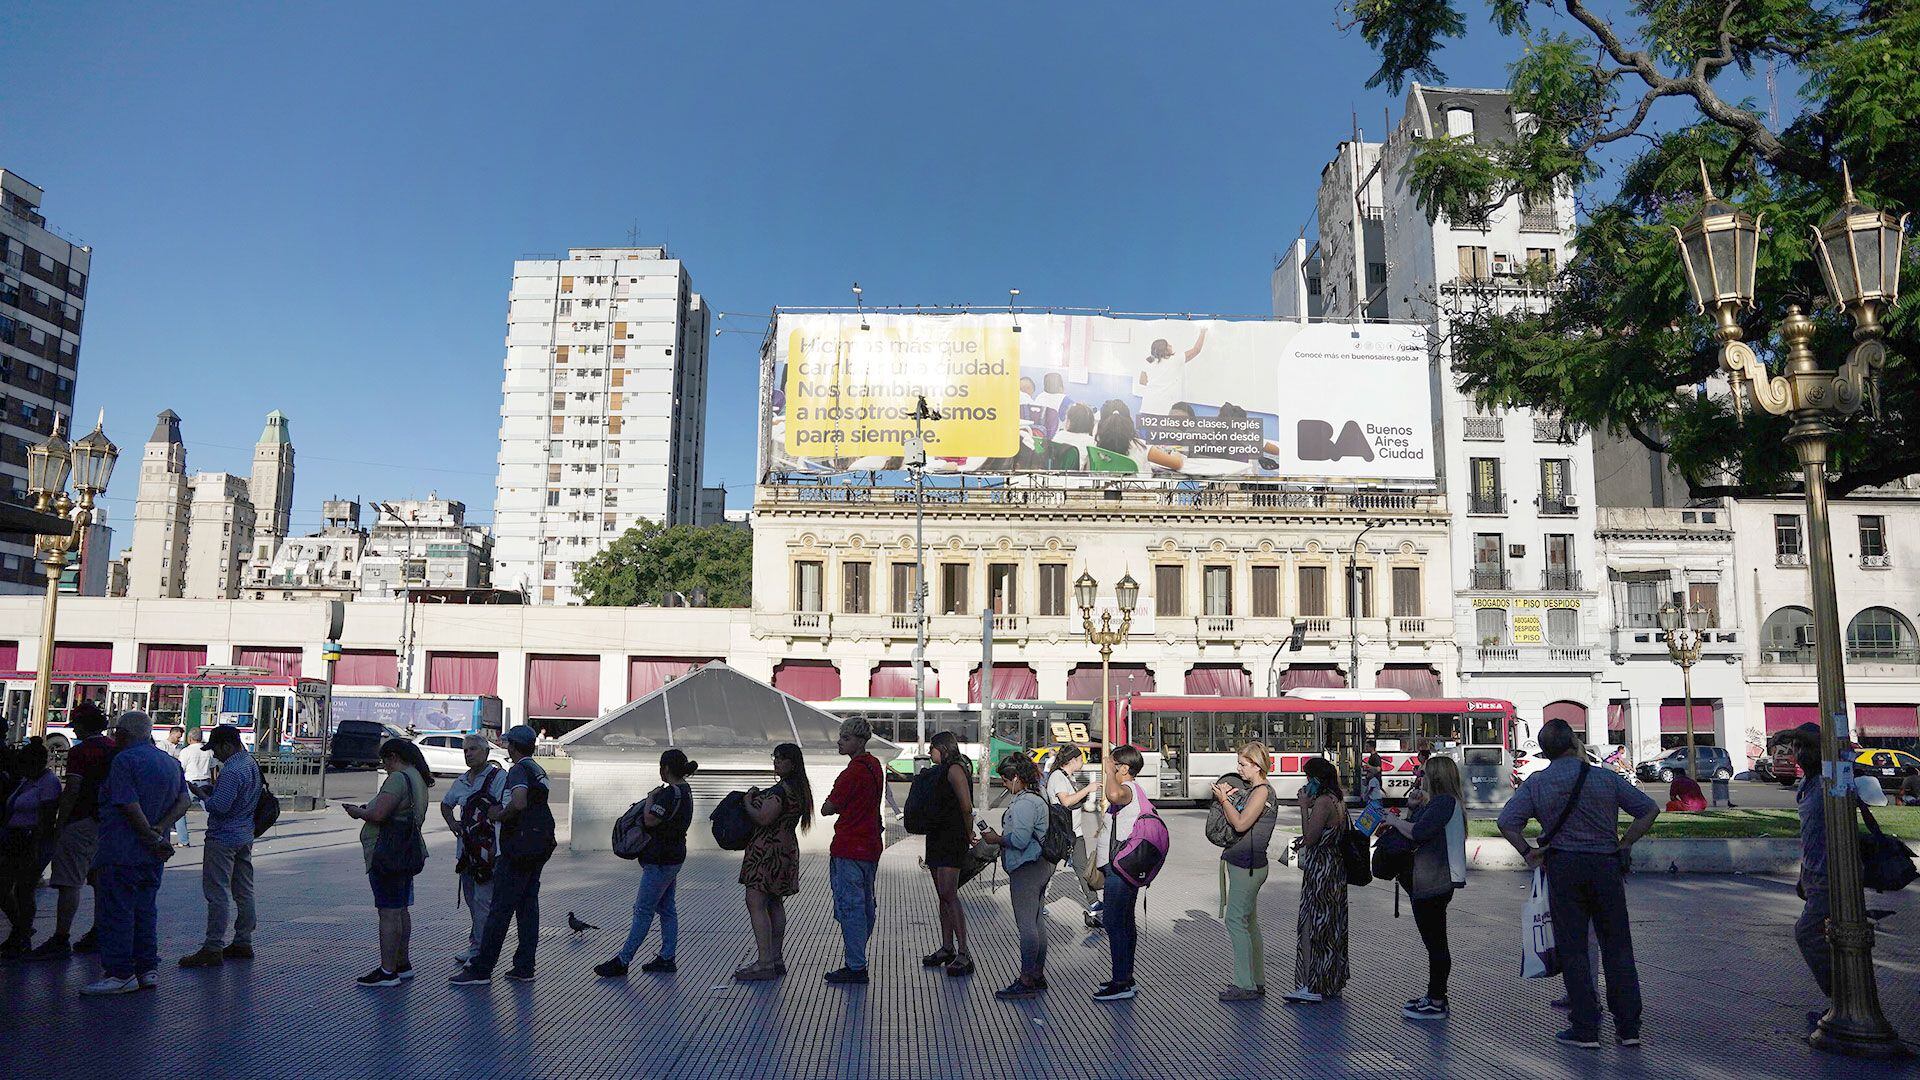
[1345,0,1920,495]
[573,521,752,607]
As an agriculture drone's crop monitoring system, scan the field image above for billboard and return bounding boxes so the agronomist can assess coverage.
[763,313,1434,483]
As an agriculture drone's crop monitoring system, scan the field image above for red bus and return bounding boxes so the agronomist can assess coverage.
[0,666,297,751]
[1116,688,1521,807]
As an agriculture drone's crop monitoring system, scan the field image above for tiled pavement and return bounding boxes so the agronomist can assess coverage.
[1,800,1915,1080]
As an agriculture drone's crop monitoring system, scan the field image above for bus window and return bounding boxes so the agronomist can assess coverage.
[1214,711,1262,753]
[1267,713,1314,753]
[109,691,149,717]
[152,685,185,727]
[221,686,256,716]
[1421,713,1461,744]
[1129,712,1157,749]
[1469,713,1504,747]
[1371,712,1414,750]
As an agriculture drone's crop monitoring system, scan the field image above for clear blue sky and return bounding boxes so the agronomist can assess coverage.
[4,2,1571,532]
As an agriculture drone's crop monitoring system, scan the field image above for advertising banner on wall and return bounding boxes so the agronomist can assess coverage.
[762,313,1434,483]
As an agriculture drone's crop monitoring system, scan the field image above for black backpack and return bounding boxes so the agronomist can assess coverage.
[1037,792,1072,864]
[613,784,682,860]
[499,767,557,862]
[710,790,754,851]
[251,781,281,839]
[1205,773,1249,848]
[1341,822,1374,886]
[903,764,947,835]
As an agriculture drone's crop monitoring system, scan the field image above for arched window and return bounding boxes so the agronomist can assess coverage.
[1761,606,1814,661]
[1445,107,1476,141]
[1847,607,1917,661]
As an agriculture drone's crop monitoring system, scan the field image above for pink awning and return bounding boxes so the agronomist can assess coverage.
[1659,700,1716,734]
[969,664,1038,702]
[427,652,498,696]
[1065,663,1153,701]
[334,650,399,688]
[1607,701,1629,731]
[868,662,933,700]
[1542,701,1589,728]
[1375,664,1442,698]
[142,644,207,676]
[527,655,600,720]
[1855,704,1919,739]
[628,657,716,702]
[1764,703,1819,734]
[233,646,302,678]
[54,642,113,675]
[774,660,841,702]
[0,641,17,671]
[1185,664,1253,696]
[1279,665,1345,692]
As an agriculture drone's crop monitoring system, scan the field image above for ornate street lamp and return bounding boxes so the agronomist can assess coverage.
[1077,570,1138,801]
[25,413,118,741]
[1671,162,1906,1058]
[1656,599,1710,786]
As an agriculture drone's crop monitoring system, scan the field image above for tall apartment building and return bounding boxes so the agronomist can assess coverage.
[183,473,256,599]
[127,410,191,598]
[127,408,286,600]
[1278,85,1602,731]
[361,495,492,598]
[0,170,90,594]
[493,247,711,604]
[251,498,366,602]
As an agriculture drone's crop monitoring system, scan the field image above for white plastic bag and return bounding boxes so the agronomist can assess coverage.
[1520,866,1561,979]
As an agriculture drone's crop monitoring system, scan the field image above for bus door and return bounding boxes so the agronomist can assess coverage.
[1317,713,1366,799]
[4,688,30,730]
[1157,714,1189,800]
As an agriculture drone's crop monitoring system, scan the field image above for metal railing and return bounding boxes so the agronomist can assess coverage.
[1533,416,1581,443]
[1846,644,1920,663]
[1520,208,1558,232]
[1470,568,1510,590]
[758,482,1444,515]
[1862,553,1893,569]
[255,749,325,810]
[1539,496,1577,516]
[1777,551,1808,567]
[1541,568,1581,591]
[1462,416,1504,441]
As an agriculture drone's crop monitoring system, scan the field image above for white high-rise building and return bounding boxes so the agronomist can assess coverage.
[493,247,710,604]
[182,473,256,599]
[126,410,191,598]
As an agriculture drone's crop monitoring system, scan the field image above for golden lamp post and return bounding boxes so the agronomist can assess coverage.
[1074,570,1138,763]
[1656,598,1710,784]
[24,414,118,741]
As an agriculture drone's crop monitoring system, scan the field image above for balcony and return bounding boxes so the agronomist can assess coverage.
[1468,643,1599,670]
[1469,567,1511,590]
[1469,492,1505,515]
[1541,568,1581,591]
[1520,208,1558,232]
[1461,416,1504,441]
[1533,417,1581,443]
[1847,645,1920,664]
[1777,551,1808,568]
[1539,496,1578,517]
[1197,615,1238,641]
[1862,553,1892,569]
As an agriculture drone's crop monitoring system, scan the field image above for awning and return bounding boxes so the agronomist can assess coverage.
[1066,663,1154,701]
[1185,664,1253,696]
[1375,664,1442,697]
[527,655,600,720]
[1279,664,1345,692]
[233,646,302,679]
[143,644,208,676]
[772,659,841,702]
[335,650,399,688]
[427,651,498,696]
[53,642,112,676]
[1764,703,1819,734]
[1543,701,1589,728]
[1659,700,1716,733]
[868,662,934,700]
[629,657,719,703]
[1606,701,1629,732]
[969,664,1038,702]
[1855,704,1919,739]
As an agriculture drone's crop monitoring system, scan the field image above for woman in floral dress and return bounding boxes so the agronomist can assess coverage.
[1285,756,1349,1003]
[735,742,812,980]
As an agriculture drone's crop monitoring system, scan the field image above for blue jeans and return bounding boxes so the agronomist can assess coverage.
[1796,889,1832,998]
[1103,873,1140,984]
[617,863,680,964]
[98,862,164,979]
[1546,850,1642,1040]
[830,857,878,970]
[471,856,545,977]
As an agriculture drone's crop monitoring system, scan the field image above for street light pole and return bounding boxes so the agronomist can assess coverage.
[909,396,940,758]
[25,416,118,741]
[1671,162,1906,1058]
[1658,597,1706,783]
[1348,521,1381,689]
[1076,570,1138,802]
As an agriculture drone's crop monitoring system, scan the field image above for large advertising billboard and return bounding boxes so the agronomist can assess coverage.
[763,313,1434,483]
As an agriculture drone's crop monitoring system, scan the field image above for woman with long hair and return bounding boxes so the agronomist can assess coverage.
[1212,740,1277,1001]
[978,752,1051,998]
[736,742,811,981]
[1043,744,1101,927]
[344,738,436,987]
[596,748,699,979]
[1382,755,1468,1020]
[920,730,975,977]
[1285,755,1347,1003]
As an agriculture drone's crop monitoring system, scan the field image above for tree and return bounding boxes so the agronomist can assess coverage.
[1344,0,1920,496]
[573,521,752,607]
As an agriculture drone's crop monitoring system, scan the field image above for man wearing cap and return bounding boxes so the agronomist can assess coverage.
[1782,723,1834,1009]
[452,726,553,985]
[820,717,885,985]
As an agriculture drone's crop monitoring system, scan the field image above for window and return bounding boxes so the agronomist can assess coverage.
[541,561,556,581]
[794,560,824,612]
[1349,565,1374,618]
[546,490,560,507]
[1472,534,1505,589]
[1476,608,1509,646]
[987,563,1018,615]
[1297,566,1327,617]
[1688,581,1719,627]
[1544,534,1574,590]
[1039,564,1067,616]
[1391,566,1421,617]
[1154,565,1184,617]
[1457,245,1491,282]
[1367,261,1387,285]
[1445,106,1476,141]
[550,392,565,411]
[842,562,871,614]
[546,463,561,483]
[1539,459,1571,514]
[1201,566,1232,616]
[940,564,970,615]
[1469,457,1502,513]
[1621,572,1664,628]
[549,415,565,435]
[1526,247,1557,274]
[1763,606,1815,659]
[890,562,919,614]
[1860,515,1887,559]
[1847,607,1916,661]
[1547,608,1578,645]
[1252,566,1280,617]
[1775,515,1804,561]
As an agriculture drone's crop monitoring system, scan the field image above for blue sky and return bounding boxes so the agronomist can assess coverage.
[2,2,1727,533]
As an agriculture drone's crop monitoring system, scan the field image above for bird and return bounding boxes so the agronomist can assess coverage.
[567,912,598,934]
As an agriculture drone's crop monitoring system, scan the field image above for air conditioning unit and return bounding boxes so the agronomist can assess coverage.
[1562,492,1580,509]
[1794,625,1816,649]
[1492,252,1518,276]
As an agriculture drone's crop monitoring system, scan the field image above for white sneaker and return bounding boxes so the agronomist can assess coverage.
[81,975,139,996]
[138,971,159,990]
[1281,986,1324,1003]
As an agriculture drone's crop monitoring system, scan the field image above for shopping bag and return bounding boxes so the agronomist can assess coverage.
[1520,866,1560,979]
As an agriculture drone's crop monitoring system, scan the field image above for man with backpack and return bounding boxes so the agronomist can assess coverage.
[1497,717,1659,1050]
[819,718,885,986]
[179,725,262,969]
[453,726,555,986]
[1093,744,1169,1003]
[440,734,508,968]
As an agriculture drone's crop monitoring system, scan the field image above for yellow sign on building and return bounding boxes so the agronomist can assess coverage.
[1512,612,1545,644]
[782,321,1020,458]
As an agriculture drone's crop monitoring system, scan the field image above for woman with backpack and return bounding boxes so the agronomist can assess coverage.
[918,730,976,978]
[1379,754,1467,1021]
[344,738,435,987]
[1210,740,1277,1002]
[1043,745,1101,928]
[597,748,698,979]
[978,753,1051,999]
[0,740,60,956]
[1092,743,1150,1003]
[736,742,811,981]
[1284,755,1348,1004]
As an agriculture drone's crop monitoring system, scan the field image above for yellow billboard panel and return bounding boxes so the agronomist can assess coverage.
[781,320,1020,458]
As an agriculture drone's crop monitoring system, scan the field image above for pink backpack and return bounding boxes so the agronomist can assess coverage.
[1108,785,1172,888]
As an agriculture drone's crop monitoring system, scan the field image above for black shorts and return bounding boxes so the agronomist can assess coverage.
[924,825,969,870]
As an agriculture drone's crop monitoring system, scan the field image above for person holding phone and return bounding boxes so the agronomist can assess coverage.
[1285,757,1348,1004]
[1380,756,1468,1021]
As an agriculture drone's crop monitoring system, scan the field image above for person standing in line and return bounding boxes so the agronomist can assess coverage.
[736,742,810,981]
[453,726,554,986]
[1044,745,1101,928]
[919,730,976,977]
[175,728,215,849]
[1381,755,1468,1021]
[1212,740,1277,1002]
[1496,717,1659,1049]
[346,738,435,987]
[1780,723,1834,1026]
[24,701,114,960]
[81,711,189,995]
[0,741,61,956]
[441,734,507,968]
[178,725,261,968]
[980,753,1052,999]
[1285,756,1348,1004]
[1091,744,1148,1002]
[596,748,697,978]
[820,718,884,986]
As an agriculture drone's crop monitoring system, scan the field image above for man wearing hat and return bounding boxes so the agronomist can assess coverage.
[1781,722,1833,1007]
[452,726,554,986]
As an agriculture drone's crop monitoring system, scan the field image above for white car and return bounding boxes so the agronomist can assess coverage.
[413,732,508,777]
[1512,745,1603,786]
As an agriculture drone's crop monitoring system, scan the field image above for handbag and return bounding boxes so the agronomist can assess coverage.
[1859,803,1919,892]
[369,770,428,878]
[1520,866,1559,978]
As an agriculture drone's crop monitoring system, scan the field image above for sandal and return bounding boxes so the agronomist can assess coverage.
[734,963,778,982]
[921,947,956,968]
[945,952,975,977]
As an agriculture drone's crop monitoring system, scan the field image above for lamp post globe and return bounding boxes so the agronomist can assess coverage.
[25,426,72,506]
[1114,572,1139,616]
[1073,571,1098,614]
[69,420,119,496]
[1812,165,1907,335]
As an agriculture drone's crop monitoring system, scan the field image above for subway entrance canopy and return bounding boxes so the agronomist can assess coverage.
[560,661,902,760]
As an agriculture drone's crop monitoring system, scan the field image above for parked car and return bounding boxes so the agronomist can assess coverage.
[1636,746,1735,783]
[1512,745,1601,787]
[1854,748,1920,781]
[328,719,407,770]
[415,731,509,777]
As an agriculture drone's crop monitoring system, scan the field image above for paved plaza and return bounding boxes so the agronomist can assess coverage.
[1,788,1915,1079]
